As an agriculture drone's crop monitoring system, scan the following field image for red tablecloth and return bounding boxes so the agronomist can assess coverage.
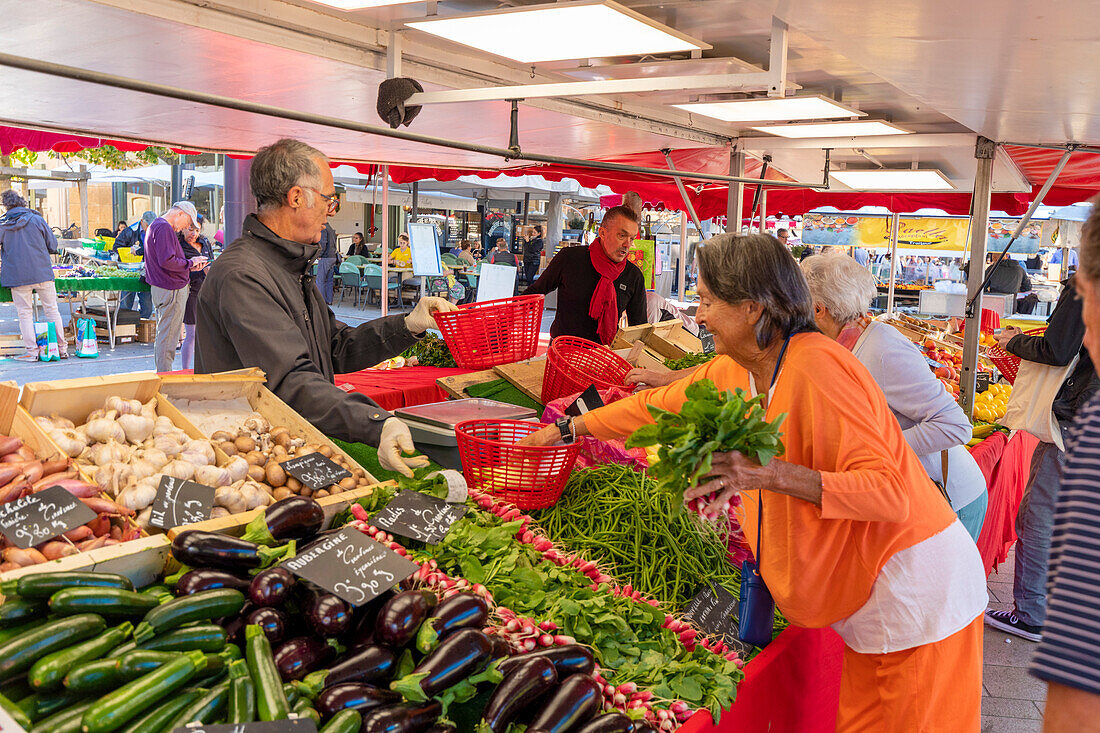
[972,430,1039,576]
[335,366,474,411]
[679,627,844,733]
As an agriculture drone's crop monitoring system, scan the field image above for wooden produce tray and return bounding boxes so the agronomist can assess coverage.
[0,535,170,592]
[493,358,546,405]
[0,335,24,357]
[613,322,702,362]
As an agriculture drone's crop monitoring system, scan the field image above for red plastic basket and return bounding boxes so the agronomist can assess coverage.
[432,295,544,369]
[541,336,634,405]
[455,419,581,510]
[987,326,1046,384]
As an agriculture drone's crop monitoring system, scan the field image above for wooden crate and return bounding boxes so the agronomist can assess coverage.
[20,372,161,427]
[158,369,377,483]
[0,334,24,357]
[137,319,156,343]
[166,483,391,540]
[0,535,171,592]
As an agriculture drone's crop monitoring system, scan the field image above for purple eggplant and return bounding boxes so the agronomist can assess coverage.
[172,531,288,572]
[527,674,602,733]
[576,713,634,733]
[497,645,595,678]
[424,725,456,733]
[308,594,352,637]
[248,567,296,607]
[316,682,402,718]
[222,604,255,645]
[241,495,325,545]
[481,657,558,733]
[345,590,393,649]
[404,628,493,699]
[321,645,397,688]
[375,590,437,648]
[488,635,512,660]
[174,568,251,596]
[415,593,489,653]
[274,636,337,681]
[361,700,443,733]
[248,606,289,644]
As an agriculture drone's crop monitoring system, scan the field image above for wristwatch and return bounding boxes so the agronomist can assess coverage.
[555,417,574,443]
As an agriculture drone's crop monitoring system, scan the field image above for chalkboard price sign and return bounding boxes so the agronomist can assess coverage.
[681,581,751,655]
[172,717,317,733]
[281,453,352,491]
[150,475,216,530]
[0,485,97,549]
[373,490,466,544]
[282,526,418,607]
[698,325,716,355]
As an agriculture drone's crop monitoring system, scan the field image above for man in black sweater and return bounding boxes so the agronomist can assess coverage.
[522,224,544,285]
[524,206,647,344]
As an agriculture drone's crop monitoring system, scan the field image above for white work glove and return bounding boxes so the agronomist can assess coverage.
[405,297,458,334]
[378,418,430,478]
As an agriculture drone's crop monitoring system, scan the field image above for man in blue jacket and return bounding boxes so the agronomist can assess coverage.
[116,210,155,319]
[0,189,69,360]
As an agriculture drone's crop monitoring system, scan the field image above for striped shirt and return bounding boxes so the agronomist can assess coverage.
[1031,391,1100,693]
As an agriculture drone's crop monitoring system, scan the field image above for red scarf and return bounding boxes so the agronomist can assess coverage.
[588,238,627,344]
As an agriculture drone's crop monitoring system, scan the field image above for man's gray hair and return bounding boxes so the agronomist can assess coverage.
[800,252,878,326]
[141,210,157,225]
[250,138,328,213]
[696,233,817,349]
[1,189,27,210]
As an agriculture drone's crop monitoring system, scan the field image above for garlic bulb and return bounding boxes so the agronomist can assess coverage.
[215,480,272,514]
[152,416,181,438]
[87,440,131,467]
[118,479,158,511]
[210,507,230,519]
[135,448,170,472]
[224,456,250,483]
[94,463,133,497]
[105,396,142,416]
[85,411,125,444]
[117,413,155,444]
[128,456,160,483]
[86,407,107,423]
[179,440,215,467]
[151,434,187,457]
[135,506,153,530]
[161,460,195,481]
[194,464,234,488]
[50,428,88,458]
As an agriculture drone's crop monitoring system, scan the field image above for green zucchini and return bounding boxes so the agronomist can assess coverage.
[0,613,105,681]
[110,625,228,657]
[63,658,127,695]
[0,676,33,703]
[1,572,133,599]
[292,697,320,726]
[16,688,85,721]
[284,681,300,707]
[117,689,203,733]
[0,597,47,627]
[0,690,31,729]
[227,659,255,724]
[80,650,207,733]
[28,698,95,733]
[137,584,173,600]
[221,643,243,660]
[245,624,289,721]
[48,588,159,619]
[0,617,48,644]
[320,708,363,733]
[114,650,181,678]
[133,589,244,643]
[28,621,133,691]
[162,679,231,729]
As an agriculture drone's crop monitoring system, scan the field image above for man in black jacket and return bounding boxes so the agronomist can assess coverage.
[196,138,456,477]
[984,274,1100,641]
[521,225,544,285]
[984,255,1032,296]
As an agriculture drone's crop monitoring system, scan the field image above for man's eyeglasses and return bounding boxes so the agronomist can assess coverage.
[306,187,340,215]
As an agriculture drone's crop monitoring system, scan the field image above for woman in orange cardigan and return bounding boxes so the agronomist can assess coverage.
[524,234,986,732]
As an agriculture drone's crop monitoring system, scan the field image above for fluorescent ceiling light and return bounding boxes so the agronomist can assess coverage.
[306,0,419,8]
[831,170,955,191]
[406,1,708,64]
[751,120,910,138]
[674,96,864,123]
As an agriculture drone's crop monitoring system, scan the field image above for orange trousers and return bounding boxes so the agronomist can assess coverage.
[836,616,983,732]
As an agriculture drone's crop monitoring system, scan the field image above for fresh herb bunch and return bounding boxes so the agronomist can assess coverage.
[401,333,457,368]
[626,379,787,507]
[664,352,718,371]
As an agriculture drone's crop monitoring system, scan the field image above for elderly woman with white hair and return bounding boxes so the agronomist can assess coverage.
[801,252,989,539]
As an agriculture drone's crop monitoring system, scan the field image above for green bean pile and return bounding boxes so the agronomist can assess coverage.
[531,465,742,608]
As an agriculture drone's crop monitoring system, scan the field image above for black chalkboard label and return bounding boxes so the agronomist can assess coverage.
[0,485,97,549]
[281,453,352,491]
[282,526,418,607]
[681,581,750,655]
[698,326,716,354]
[565,385,605,417]
[150,475,216,530]
[172,717,317,733]
[373,490,466,544]
[976,371,991,394]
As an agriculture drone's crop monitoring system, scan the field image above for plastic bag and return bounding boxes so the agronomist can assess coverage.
[541,386,648,470]
[34,322,60,362]
[75,318,99,358]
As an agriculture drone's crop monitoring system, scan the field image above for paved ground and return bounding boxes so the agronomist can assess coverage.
[0,296,1050,731]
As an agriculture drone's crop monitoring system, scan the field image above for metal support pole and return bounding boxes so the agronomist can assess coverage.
[223,156,254,245]
[522,192,530,226]
[726,145,745,233]
[760,190,768,233]
[411,182,419,218]
[381,164,390,317]
[886,212,900,315]
[77,165,89,238]
[961,137,997,416]
[678,211,688,301]
[661,150,704,236]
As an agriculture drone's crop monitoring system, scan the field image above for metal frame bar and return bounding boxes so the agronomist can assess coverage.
[0,166,89,181]
[0,52,824,189]
[960,137,996,416]
[885,212,900,316]
[661,150,704,235]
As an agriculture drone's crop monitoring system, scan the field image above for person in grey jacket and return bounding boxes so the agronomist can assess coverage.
[800,253,988,540]
[195,138,456,476]
[0,190,69,361]
[316,222,339,305]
